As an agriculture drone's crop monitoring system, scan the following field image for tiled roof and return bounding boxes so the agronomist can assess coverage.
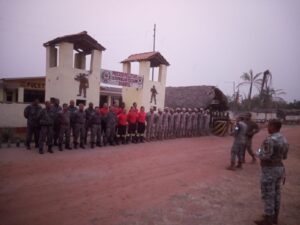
[121,51,170,67]
[43,31,106,53]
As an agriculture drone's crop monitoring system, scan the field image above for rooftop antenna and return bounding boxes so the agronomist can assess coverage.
[151,24,156,81]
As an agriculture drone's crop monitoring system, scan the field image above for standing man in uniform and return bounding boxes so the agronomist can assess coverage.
[38,101,55,154]
[254,119,289,225]
[162,108,169,140]
[73,103,86,149]
[168,108,175,139]
[243,112,260,163]
[24,99,42,150]
[127,106,138,143]
[180,108,187,137]
[52,98,62,146]
[84,102,95,145]
[105,106,117,146]
[100,103,109,145]
[58,103,72,151]
[174,108,181,138]
[226,115,247,170]
[117,109,128,144]
[146,107,157,141]
[90,106,102,148]
[186,108,193,137]
[68,100,77,138]
[156,108,164,140]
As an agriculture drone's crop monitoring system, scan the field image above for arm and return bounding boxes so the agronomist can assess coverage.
[257,137,274,160]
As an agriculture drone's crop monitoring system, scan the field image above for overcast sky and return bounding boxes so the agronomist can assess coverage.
[0,0,299,102]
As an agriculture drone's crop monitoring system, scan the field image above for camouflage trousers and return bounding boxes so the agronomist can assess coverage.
[230,142,245,165]
[91,124,102,145]
[39,126,53,149]
[58,125,70,146]
[146,124,155,141]
[74,123,85,145]
[260,166,284,216]
[242,137,256,160]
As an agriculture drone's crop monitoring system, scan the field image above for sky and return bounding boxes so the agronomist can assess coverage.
[0,0,299,102]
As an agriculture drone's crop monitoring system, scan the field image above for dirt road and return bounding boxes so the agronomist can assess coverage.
[1,126,299,225]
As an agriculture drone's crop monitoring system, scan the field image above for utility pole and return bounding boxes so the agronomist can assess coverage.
[151,24,156,81]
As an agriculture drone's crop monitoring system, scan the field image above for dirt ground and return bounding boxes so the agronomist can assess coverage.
[0,126,300,225]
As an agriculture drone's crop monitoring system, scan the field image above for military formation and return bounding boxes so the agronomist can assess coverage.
[24,99,212,154]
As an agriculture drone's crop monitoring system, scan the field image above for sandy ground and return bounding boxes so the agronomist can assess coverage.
[0,126,299,225]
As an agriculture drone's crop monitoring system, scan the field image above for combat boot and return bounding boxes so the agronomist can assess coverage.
[91,143,94,149]
[80,143,85,149]
[254,215,273,225]
[65,144,72,150]
[236,162,243,169]
[226,162,236,171]
[26,144,31,150]
[58,145,63,151]
[74,143,78,149]
[140,136,145,143]
[121,137,126,144]
[48,145,53,153]
[39,148,44,154]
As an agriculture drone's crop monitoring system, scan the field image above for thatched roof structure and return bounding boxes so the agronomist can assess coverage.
[165,85,228,110]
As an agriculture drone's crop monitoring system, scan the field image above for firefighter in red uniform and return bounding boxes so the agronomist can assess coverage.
[117,109,128,144]
[127,106,138,143]
[137,106,146,143]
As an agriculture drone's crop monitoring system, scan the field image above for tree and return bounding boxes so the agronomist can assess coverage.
[237,69,262,109]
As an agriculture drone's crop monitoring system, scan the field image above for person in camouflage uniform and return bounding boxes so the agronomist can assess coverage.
[58,103,71,151]
[198,108,205,135]
[73,103,86,149]
[243,112,260,163]
[168,108,175,139]
[192,108,198,136]
[226,115,247,170]
[38,101,55,154]
[52,98,62,146]
[186,108,193,137]
[24,99,42,150]
[146,107,157,141]
[68,100,77,137]
[180,108,187,137]
[105,106,117,146]
[162,108,169,140]
[89,106,102,148]
[156,108,164,140]
[173,108,181,138]
[254,119,289,225]
[84,102,95,144]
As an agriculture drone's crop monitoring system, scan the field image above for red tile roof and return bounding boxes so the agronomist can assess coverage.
[43,31,106,53]
[121,51,170,67]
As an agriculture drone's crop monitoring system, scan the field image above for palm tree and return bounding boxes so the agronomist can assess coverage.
[237,69,262,109]
[261,87,286,108]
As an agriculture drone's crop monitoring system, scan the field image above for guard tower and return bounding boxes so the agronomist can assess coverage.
[121,52,170,111]
[43,31,105,106]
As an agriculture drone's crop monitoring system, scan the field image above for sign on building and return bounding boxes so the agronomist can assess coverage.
[101,69,143,88]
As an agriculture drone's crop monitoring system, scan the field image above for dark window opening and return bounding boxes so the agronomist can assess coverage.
[76,99,86,106]
[100,95,108,107]
[24,90,45,103]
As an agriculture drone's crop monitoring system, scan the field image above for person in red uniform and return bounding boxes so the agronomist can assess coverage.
[117,109,128,144]
[137,106,146,143]
[127,106,138,143]
[112,101,122,115]
[132,102,138,113]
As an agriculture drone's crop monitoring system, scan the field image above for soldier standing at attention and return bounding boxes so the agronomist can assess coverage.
[58,103,71,151]
[192,108,199,136]
[117,109,128,144]
[52,98,62,146]
[168,108,175,139]
[24,99,42,150]
[162,108,169,140]
[254,119,289,225]
[156,108,164,140]
[226,115,247,170]
[90,106,102,148]
[100,103,109,145]
[38,101,55,154]
[243,112,260,163]
[146,107,157,141]
[84,102,95,144]
[186,108,193,137]
[105,106,117,146]
[73,103,86,149]
[137,106,146,143]
[127,106,138,143]
[173,108,181,138]
[180,108,187,137]
[68,100,77,137]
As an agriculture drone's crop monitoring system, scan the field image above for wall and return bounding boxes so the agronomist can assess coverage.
[0,103,30,127]
[45,43,102,106]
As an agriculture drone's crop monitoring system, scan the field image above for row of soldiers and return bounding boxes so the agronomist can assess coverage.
[24,99,212,154]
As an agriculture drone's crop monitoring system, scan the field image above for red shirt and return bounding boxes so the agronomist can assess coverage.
[137,111,146,123]
[100,107,108,116]
[118,113,128,126]
[127,111,138,123]
[112,107,122,115]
